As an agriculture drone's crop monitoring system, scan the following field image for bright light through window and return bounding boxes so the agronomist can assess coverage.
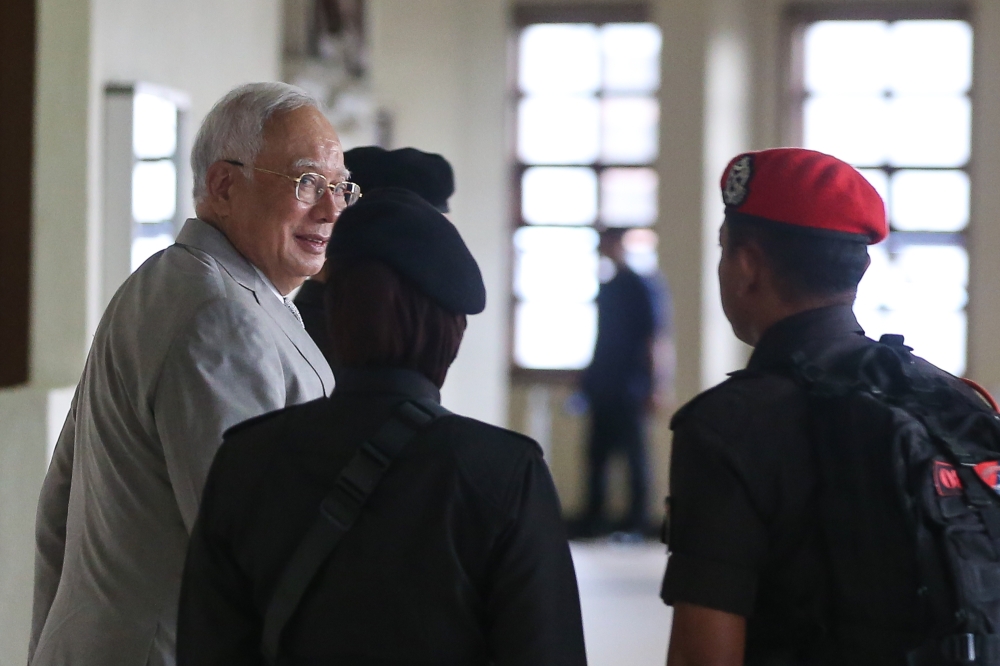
[513,226,600,304]
[131,233,174,272]
[802,18,972,375]
[128,88,182,277]
[133,92,178,159]
[521,167,598,225]
[132,160,177,223]
[514,20,662,370]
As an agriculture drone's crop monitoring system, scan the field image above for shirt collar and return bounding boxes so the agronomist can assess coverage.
[332,367,442,404]
[745,304,865,372]
[251,264,285,303]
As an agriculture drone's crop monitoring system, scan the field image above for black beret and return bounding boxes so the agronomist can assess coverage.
[344,146,455,212]
[327,188,486,315]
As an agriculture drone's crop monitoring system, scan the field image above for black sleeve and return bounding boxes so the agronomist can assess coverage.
[661,419,768,617]
[176,443,264,666]
[485,451,588,666]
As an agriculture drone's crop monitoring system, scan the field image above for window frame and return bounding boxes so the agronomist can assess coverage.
[783,2,974,375]
[509,3,657,383]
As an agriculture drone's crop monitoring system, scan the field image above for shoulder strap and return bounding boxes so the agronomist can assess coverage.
[261,398,450,665]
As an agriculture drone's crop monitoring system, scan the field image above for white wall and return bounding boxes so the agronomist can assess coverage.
[700,0,754,386]
[0,390,61,666]
[966,1,1000,395]
[369,0,511,425]
[31,0,94,389]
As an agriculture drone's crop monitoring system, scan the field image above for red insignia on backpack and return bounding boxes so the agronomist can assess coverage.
[934,461,963,497]
[974,460,1000,494]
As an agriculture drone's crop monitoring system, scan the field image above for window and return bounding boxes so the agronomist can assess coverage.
[513,11,663,371]
[103,83,189,311]
[792,11,973,375]
[106,84,189,275]
[129,89,185,271]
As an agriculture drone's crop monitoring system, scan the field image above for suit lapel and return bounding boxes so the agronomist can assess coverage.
[255,280,334,393]
[174,218,334,394]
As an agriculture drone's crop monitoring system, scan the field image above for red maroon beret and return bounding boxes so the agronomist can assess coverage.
[720,148,888,244]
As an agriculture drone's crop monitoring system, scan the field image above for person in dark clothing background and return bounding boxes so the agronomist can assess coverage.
[574,227,666,537]
[294,146,454,365]
[176,188,587,666]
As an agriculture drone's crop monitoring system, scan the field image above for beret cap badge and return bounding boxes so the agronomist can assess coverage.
[723,155,753,207]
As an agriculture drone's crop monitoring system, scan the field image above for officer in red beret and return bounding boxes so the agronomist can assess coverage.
[660,148,994,665]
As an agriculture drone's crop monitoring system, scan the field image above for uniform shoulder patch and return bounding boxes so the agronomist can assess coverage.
[723,154,754,207]
[446,415,541,453]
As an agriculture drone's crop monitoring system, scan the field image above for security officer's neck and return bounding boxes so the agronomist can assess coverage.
[745,292,855,347]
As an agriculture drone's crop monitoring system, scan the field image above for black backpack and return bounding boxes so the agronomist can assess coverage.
[789,334,1000,665]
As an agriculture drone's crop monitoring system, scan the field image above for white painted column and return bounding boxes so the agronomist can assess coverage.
[657,0,754,403]
[369,0,511,426]
[967,0,1000,393]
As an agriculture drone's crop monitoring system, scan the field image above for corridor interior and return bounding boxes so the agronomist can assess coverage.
[573,541,672,665]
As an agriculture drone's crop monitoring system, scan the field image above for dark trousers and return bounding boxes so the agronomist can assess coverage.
[583,398,650,530]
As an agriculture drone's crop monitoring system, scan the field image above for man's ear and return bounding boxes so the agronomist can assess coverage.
[203,161,239,217]
[732,241,765,297]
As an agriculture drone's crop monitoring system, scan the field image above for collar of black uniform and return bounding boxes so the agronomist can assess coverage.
[744,304,864,373]
[332,367,441,403]
[294,279,325,304]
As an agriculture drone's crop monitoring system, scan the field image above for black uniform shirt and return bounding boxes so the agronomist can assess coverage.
[292,279,333,365]
[177,368,587,666]
[582,264,657,403]
[660,305,873,662]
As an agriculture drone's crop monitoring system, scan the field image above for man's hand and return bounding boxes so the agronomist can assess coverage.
[667,602,746,666]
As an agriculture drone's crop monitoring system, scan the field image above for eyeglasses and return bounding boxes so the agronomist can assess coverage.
[224,160,362,209]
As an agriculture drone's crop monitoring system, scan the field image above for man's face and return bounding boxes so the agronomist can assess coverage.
[224,106,347,294]
[717,222,752,343]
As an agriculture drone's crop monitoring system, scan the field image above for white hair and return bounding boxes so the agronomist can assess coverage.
[191,82,319,203]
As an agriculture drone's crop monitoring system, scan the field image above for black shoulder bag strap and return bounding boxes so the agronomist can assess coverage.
[261,398,451,665]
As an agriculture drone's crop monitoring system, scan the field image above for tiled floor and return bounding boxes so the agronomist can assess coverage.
[571,541,672,666]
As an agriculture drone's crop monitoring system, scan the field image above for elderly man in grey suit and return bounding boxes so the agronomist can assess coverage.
[28,82,359,666]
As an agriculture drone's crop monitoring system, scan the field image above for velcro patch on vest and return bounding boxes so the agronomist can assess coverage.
[934,460,963,497]
[975,460,1000,494]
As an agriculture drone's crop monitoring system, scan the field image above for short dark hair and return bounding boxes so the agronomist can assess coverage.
[324,257,467,388]
[725,214,870,301]
[599,227,627,244]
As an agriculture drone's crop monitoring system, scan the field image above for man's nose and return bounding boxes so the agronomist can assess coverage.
[311,190,340,224]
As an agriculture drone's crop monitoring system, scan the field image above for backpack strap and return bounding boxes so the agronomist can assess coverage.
[908,632,1000,665]
[260,398,451,666]
[961,378,1000,413]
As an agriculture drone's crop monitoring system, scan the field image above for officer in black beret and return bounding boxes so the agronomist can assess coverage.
[293,147,456,364]
[176,188,587,666]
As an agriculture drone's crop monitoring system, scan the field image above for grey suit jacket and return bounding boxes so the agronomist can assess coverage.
[29,218,334,666]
